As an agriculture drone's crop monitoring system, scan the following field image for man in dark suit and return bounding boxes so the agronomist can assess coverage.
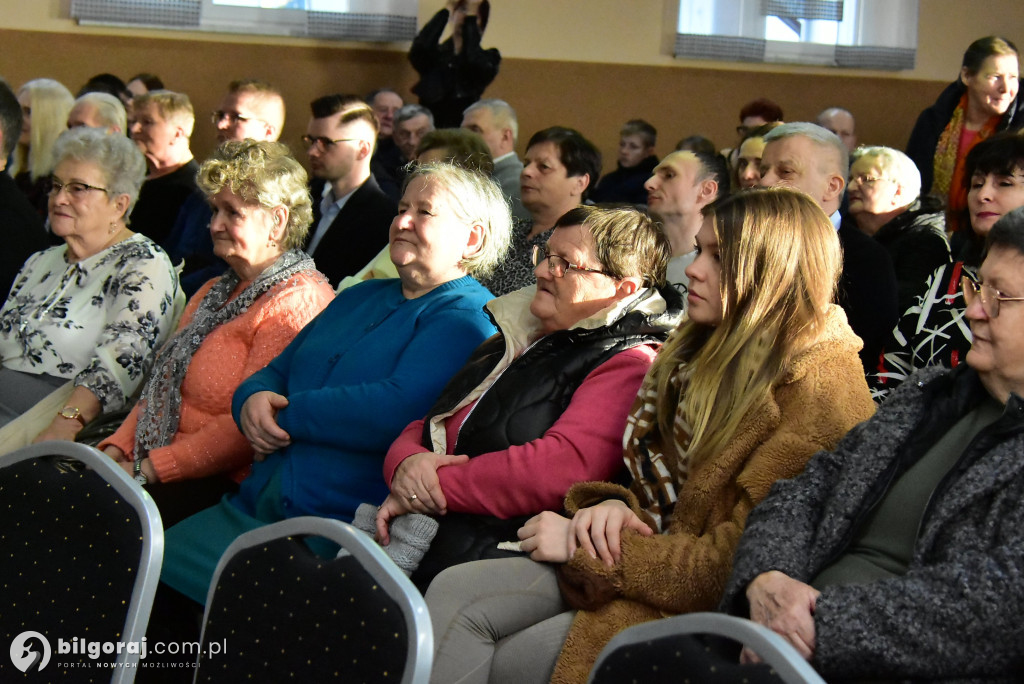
[303,95,398,288]
[0,78,48,299]
[759,122,899,371]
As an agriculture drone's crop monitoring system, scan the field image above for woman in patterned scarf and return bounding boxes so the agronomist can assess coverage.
[99,140,335,525]
[422,188,876,684]
[907,36,1021,234]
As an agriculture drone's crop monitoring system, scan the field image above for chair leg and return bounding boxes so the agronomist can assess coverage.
[135,584,205,684]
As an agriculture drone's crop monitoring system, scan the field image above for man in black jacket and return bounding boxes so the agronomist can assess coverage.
[759,122,899,371]
[303,94,398,289]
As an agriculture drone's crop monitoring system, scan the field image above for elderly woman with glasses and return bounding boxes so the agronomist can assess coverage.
[847,145,951,311]
[372,205,684,588]
[870,132,1024,401]
[714,207,1024,682]
[0,127,182,441]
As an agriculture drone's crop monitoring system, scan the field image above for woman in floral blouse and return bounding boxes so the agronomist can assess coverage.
[0,126,183,440]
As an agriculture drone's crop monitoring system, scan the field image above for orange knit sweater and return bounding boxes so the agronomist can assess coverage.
[101,271,334,483]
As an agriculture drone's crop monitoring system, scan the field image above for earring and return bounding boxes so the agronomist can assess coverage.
[109,221,118,235]
[267,237,277,248]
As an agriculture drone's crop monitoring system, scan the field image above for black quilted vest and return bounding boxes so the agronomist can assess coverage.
[419,286,684,455]
[411,286,683,591]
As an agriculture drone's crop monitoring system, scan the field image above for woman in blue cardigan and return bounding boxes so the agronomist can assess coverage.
[161,162,512,604]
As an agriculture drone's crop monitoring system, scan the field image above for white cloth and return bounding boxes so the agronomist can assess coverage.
[667,250,696,300]
[0,234,184,411]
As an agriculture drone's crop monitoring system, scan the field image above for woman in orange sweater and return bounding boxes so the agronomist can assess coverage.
[100,140,334,525]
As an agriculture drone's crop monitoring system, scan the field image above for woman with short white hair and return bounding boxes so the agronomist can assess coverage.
[848,145,951,310]
[0,127,183,440]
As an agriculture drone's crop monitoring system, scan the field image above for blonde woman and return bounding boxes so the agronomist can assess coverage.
[13,78,74,217]
[423,188,877,684]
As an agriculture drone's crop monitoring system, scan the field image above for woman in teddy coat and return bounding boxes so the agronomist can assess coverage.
[422,188,877,684]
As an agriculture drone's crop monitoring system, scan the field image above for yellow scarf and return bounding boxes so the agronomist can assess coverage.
[933,92,1000,233]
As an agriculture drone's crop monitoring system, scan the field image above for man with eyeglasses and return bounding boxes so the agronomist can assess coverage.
[302,94,397,289]
[162,80,286,296]
[0,78,47,300]
[212,79,285,144]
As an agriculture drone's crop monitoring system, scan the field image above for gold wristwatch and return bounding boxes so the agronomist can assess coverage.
[58,406,86,428]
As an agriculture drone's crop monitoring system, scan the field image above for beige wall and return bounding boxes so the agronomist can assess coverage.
[1,0,1020,172]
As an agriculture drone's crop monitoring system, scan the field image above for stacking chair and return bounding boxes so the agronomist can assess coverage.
[588,612,826,684]
[193,516,432,683]
[0,441,164,683]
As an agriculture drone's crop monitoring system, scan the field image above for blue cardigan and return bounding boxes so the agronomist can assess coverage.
[231,275,496,521]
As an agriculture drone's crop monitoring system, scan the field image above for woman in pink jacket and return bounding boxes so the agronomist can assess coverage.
[374,205,683,588]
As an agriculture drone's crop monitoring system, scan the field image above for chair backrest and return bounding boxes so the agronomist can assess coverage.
[194,516,432,684]
[588,612,826,684]
[0,440,164,683]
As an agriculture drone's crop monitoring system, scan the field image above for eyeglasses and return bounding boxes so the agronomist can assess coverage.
[301,135,363,150]
[211,110,264,126]
[47,177,109,198]
[849,175,891,186]
[531,245,612,278]
[962,276,1024,318]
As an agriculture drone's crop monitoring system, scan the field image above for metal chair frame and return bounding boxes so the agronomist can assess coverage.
[589,611,826,684]
[1,440,164,683]
[196,516,432,684]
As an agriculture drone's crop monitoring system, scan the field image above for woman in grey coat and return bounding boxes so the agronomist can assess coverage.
[721,207,1024,682]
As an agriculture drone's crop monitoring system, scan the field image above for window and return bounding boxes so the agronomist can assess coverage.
[675,0,918,70]
[70,0,418,43]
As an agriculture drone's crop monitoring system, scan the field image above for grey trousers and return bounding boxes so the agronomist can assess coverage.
[426,557,576,684]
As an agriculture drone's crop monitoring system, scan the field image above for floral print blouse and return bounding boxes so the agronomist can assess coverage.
[0,234,184,411]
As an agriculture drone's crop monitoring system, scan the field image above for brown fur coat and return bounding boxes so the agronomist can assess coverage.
[550,306,876,684]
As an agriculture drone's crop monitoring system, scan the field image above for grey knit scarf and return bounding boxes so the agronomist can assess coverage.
[133,249,315,461]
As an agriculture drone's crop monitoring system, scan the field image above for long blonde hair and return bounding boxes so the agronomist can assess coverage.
[11,79,74,181]
[648,188,841,465]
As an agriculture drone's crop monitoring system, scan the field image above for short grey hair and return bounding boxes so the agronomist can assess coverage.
[72,92,127,133]
[765,122,849,181]
[816,107,854,126]
[395,104,434,128]
[985,206,1024,259]
[52,126,147,218]
[402,162,512,279]
[852,145,922,203]
[463,99,519,145]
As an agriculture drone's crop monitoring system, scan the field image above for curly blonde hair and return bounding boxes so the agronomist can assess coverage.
[197,140,313,250]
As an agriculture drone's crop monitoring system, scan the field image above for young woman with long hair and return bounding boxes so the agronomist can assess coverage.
[422,187,877,684]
